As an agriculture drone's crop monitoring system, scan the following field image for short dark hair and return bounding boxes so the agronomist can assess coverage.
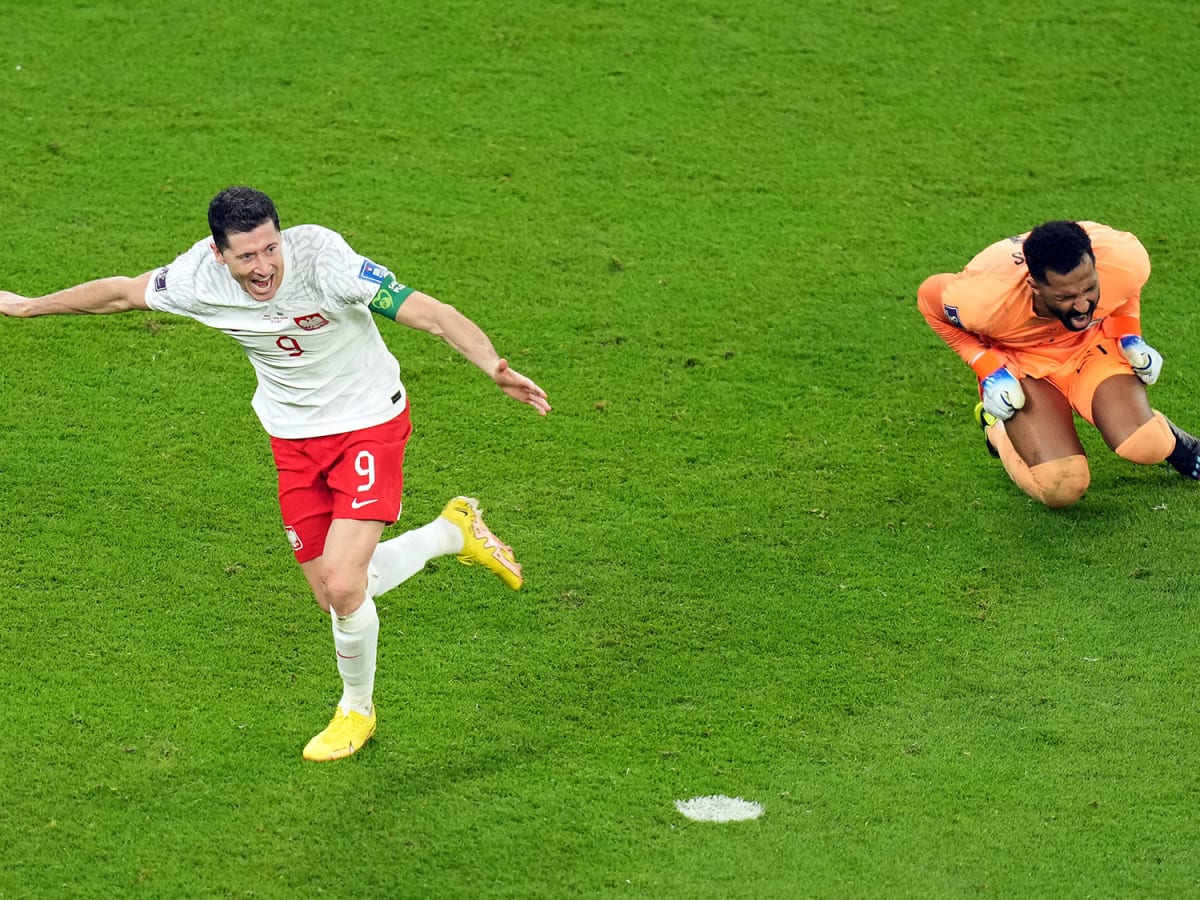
[208,186,280,250]
[1023,220,1094,284]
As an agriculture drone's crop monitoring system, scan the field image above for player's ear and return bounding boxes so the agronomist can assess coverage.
[210,242,227,266]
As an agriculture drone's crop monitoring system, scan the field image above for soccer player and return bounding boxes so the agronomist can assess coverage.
[918,219,1200,508]
[0,186,551,760]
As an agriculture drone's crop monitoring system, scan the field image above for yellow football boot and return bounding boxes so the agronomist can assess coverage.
[302,706,377,761]
[440,496,524,590]
[974,402,999,459]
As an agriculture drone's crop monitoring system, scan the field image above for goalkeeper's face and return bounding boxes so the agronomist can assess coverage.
[1030,257,1100,332]
[214,221,286,302]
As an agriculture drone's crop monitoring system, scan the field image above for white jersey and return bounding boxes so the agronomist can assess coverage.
[144,224,408,439]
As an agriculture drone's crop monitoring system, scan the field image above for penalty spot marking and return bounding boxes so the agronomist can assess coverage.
[674,795,764,822]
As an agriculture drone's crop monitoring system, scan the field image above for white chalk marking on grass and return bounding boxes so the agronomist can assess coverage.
[674,795,764,822]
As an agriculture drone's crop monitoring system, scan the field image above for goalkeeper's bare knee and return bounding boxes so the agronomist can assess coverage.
[1028,455,1090,508]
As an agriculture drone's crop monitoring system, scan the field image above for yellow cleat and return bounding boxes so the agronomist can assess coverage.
[974,402,1000,459]
[440,496,524,590]
[302,706,377,761]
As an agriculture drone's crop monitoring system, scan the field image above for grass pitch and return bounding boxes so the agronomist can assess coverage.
[3,1,1200,897]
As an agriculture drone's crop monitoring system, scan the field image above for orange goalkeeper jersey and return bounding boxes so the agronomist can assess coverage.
[919,222,1150,378]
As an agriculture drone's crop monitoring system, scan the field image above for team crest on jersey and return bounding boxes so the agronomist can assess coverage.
[153,266,169,292]
[358,260,388,284]
[294,313,330,331]
[944,304,963,328]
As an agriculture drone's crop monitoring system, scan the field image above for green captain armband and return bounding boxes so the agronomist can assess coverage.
[368,277,416,321]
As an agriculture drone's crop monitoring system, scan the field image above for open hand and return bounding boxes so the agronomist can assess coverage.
[0,291,31,317]
[493,358,551,415]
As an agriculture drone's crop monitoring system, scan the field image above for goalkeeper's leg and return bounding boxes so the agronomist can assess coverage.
[984,377,1091,508]
[987,422,1090,508]
[1112,412,1175,464]
[1083,372,1200,478]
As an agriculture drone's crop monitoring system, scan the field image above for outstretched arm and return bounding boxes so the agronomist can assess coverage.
[393,291,551,416]
[0,272,154,317]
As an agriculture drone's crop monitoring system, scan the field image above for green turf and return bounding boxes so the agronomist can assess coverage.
[3,0,1200,896]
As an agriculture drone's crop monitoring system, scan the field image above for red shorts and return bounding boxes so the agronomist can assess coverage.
[270,410,412,563]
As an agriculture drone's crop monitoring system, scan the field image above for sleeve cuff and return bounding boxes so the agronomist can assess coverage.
[1101,315,1141,338]
[969,349,1007,379]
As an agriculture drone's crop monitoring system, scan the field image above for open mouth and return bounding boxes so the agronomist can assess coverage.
[1061,302,1096,331]
[250,274,275,297]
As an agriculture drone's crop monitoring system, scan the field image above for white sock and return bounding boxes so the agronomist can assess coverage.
[369,517,463,596]
[332,595,379,716]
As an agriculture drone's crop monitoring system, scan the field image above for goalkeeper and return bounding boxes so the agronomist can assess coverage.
[918,219,1200,508]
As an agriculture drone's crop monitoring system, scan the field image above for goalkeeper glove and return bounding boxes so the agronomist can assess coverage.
[980,366,1026,421]
[1118,335,1163,386]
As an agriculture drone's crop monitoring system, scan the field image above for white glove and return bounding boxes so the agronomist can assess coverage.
[1119,335,1163,386]
[981,366,1026,421]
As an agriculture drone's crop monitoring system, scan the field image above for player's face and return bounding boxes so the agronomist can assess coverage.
[1029,256,1099,332]
[214,221,285,302]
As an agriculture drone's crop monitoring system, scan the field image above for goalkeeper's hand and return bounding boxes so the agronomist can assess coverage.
[980,366,1026,421]
[1118,335,1163,386]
